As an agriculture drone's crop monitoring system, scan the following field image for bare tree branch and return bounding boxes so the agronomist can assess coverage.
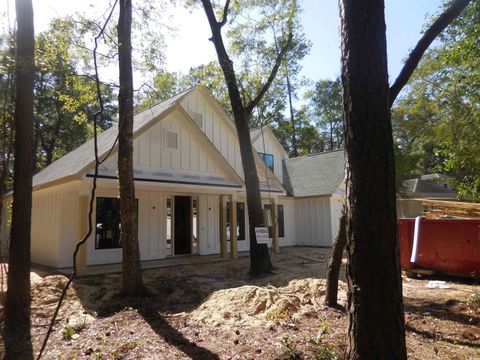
[219,0,231,27]
[389,0,472,106]
[245,29,293,115]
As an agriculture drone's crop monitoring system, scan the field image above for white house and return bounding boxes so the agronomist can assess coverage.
[0,86,344,268]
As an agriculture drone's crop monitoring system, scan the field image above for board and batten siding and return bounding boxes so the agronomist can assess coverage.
[31,190,63,267]
[295,197,333,246]
[179,89,244,178]
[280,198,296,247]
[198,194,220,255]
[105,111,230,177]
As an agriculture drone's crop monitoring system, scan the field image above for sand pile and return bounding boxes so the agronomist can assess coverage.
[188,278,346,327]
[30,275,87,325]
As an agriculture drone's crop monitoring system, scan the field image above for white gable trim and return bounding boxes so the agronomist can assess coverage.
[251,126,288,158]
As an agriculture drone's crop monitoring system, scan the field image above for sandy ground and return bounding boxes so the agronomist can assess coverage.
[0,246,479,359]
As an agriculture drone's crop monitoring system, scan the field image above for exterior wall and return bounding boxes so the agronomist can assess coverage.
[57,191,80,268]
[102,111,231,179]
[179,89,245,178]
[295,196,333,246]
[198,194,220,255]
[329,195,344,244]
[31,190,62,267]
[85,185,223,266]
[251,131,287,180]
[397,199,423,218]
[280,197,296,247]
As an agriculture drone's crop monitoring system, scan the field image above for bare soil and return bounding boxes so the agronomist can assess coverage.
[1,246,479,359]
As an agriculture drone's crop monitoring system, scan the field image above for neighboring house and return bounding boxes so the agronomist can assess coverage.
[0,86,344,269]
[399,174,457,200]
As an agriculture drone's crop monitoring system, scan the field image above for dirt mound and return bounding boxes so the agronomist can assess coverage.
[30,275,87,324]
[188,278,347,327]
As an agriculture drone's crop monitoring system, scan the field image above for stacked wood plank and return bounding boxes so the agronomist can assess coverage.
[420,199,480,219]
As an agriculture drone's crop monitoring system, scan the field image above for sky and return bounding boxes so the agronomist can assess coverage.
[1,0,444,86]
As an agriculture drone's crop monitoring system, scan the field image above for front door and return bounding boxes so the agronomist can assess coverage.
[174,196,192,255]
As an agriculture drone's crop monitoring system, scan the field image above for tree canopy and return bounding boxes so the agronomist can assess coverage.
[392,0,480,199]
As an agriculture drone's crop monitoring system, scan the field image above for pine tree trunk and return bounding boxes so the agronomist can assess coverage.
[4,0,35,358]
[339,0,407,358]
[117,0,144,295]
[324,207,346,307]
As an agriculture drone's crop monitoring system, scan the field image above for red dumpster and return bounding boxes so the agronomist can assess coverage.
[397,218,480,278]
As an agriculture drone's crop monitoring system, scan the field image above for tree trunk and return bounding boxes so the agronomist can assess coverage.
[4,0,35,358]
[324,206,346,307]
[117,0,144,295]
[200,0,291,276]
[339,0,407,358]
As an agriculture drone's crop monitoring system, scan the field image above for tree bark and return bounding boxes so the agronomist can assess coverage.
[117,0,144,295]
[339,0,407,358]
[200,0,291,276]
[4,0,35,358]
[324,206,346,307]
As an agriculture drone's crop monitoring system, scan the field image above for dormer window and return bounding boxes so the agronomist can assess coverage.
[259,152,274,173]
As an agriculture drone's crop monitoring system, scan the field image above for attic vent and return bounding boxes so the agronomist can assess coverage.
[191,111,203,128]
[166,131,178,149]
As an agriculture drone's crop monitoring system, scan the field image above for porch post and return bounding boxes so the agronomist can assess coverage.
[230,194,238,259]
[271,197,280,254]
[77,193,89,270]
[219,195,228,257]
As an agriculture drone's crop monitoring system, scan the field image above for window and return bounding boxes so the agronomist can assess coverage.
[95,197,121,249]
[278,204,285,238]
[258,152,274,172]
[95,197,138,249]
[227,202,246,241]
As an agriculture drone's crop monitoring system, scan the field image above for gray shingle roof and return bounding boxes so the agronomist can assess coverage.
[400,176,457,199]
[283,150,345,197]
[32,88,193,190]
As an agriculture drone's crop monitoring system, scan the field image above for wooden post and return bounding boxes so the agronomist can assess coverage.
[271,198,279,254]
[230,194,238,259]
[219,195,227,257]
[77,194,88,271]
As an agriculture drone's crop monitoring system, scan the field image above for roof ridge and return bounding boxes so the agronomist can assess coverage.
[286,148,344,162]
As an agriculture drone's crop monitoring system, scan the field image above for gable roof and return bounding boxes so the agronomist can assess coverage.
[283,149,345,197]
[400,175,457,199]
[32,88,194,190]
[250,126,288,158]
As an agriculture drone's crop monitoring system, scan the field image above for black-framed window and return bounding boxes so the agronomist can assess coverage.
[258,152,274,173]
[95,197,138,250]
[278,204,285,238]
[227,202,246,241]
[95,197,121,249]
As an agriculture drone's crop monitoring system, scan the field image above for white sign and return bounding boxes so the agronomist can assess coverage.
[255,227,272,247]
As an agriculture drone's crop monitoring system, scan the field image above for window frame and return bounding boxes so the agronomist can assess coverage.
[95,197,122,250]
